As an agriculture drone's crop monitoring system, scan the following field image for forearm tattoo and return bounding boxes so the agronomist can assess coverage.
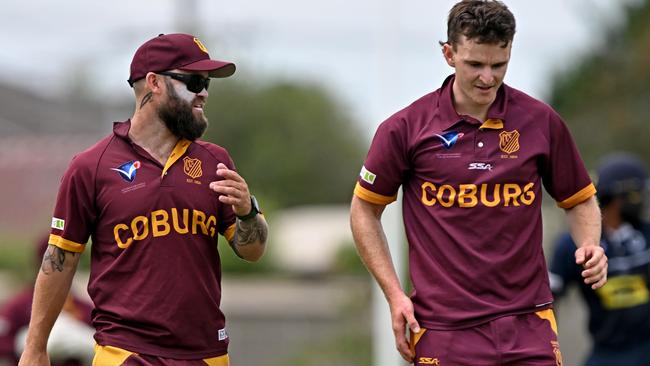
[234,216,268,247]
[140,92,153,109]
[41,245,75,275]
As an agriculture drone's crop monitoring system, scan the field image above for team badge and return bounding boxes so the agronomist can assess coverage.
[183,156,203,179]
[435,131,464,149]
[499,130,520,154]
[111,160,141,183]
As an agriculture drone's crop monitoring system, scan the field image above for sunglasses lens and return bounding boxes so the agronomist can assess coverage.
[187,76,210,93]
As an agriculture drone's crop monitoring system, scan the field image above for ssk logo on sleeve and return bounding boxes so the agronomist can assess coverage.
[360,165,377,184]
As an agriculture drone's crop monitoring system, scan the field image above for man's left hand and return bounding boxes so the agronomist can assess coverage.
[209,163,251,216]
[575,245,608,290]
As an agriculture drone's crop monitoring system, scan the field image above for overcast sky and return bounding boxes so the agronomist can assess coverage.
[0,0,640,133]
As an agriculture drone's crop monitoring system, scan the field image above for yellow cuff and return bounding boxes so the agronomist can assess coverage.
[353,182,397,205]
[49,234,85,253]
[557,183,596,209]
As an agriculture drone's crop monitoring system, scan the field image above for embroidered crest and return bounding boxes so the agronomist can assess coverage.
[499,130,520,155]
[183,156,203,179]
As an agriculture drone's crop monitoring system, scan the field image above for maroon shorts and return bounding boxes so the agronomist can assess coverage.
[411,309,563,366]
[92,344,229,366]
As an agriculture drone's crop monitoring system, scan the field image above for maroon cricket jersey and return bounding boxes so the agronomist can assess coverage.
[48,121,237,359]
[355,75,596,330]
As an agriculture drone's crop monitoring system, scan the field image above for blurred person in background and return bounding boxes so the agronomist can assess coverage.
[18,33,268,366]
[550,152,650,366]
[0,235,94,366]
[350,0,607,365]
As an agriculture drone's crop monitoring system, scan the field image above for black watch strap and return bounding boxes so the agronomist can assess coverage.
[237,195,260,221]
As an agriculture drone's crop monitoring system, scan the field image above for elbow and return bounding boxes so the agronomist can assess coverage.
[238,243,266,262]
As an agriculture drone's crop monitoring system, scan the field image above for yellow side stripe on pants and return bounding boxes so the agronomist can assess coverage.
[410,328,427,355]
[534,308,558,335]
[93,344,229,365]
[203,353,230,366]
[93,344,136,366]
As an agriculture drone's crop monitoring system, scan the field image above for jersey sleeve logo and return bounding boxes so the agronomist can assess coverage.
[183,157,203,179]
[434,131,464,149]
[499,130,520,154]
[111,160,141,183]
[360,165,376,184]
[51,217,65,230]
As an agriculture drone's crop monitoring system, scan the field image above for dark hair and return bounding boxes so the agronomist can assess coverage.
[443,0,516,48]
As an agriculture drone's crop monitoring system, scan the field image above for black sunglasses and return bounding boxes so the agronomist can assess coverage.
[158,71,210,93]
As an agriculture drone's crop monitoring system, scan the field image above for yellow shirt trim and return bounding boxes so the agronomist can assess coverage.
[354,182,397,205]
[480,118,504,129]
[161,139,191,177]
[557,183,596,209]
[535,309,558,335]
[49,234,85,253]
[224,223,236,242]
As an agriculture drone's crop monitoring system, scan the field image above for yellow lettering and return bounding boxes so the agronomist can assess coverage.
[172,208,190,234]
[131,216,149,240]
[206,215,217,237]
[151,209,171,237]
[458,184,478,208]
[503,184,522,206]
[193,210,209,235]
[437,185,456,208]
[480,183,501,207]
[114,223,133,249]
[520,182,535,205]
[421,182,437,206]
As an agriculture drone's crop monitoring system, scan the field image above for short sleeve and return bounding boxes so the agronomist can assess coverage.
[541,113,596,209]
[354,116,410,205]
[49,156,97,253]
[217,154,237,242]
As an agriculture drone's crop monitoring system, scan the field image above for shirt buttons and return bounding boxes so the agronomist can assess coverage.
[477,142,484,148]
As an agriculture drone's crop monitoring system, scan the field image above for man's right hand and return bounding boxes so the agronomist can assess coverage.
[388,293,421,363]
[18,349,50,366]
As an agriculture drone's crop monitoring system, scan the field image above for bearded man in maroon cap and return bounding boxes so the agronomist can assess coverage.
[19,33,268,366]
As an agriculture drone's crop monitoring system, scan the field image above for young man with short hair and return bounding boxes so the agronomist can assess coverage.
[350,1,607,364]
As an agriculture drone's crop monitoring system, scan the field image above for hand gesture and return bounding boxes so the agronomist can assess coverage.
[209,163,251,216]
[575,245,608,289]
[388,293,421,363]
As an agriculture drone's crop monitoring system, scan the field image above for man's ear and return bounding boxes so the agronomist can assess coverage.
[145,72,164,94]
[442,43,456,67]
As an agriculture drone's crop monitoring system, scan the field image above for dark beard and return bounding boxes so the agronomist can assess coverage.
[157,80,207,141]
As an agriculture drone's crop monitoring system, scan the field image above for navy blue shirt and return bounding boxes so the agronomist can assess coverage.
[549,223,650,350]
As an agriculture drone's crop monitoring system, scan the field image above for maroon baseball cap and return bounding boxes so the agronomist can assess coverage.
[128,33,236,86]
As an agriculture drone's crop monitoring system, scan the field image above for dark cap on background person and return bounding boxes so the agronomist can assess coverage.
[127,33,236,86]
[596,152,648,226]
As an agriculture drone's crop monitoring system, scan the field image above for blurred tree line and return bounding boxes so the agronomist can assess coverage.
[549,0,650,167]
[203,80,366,210]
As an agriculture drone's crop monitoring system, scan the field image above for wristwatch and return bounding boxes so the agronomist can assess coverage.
[237,195,261,221]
